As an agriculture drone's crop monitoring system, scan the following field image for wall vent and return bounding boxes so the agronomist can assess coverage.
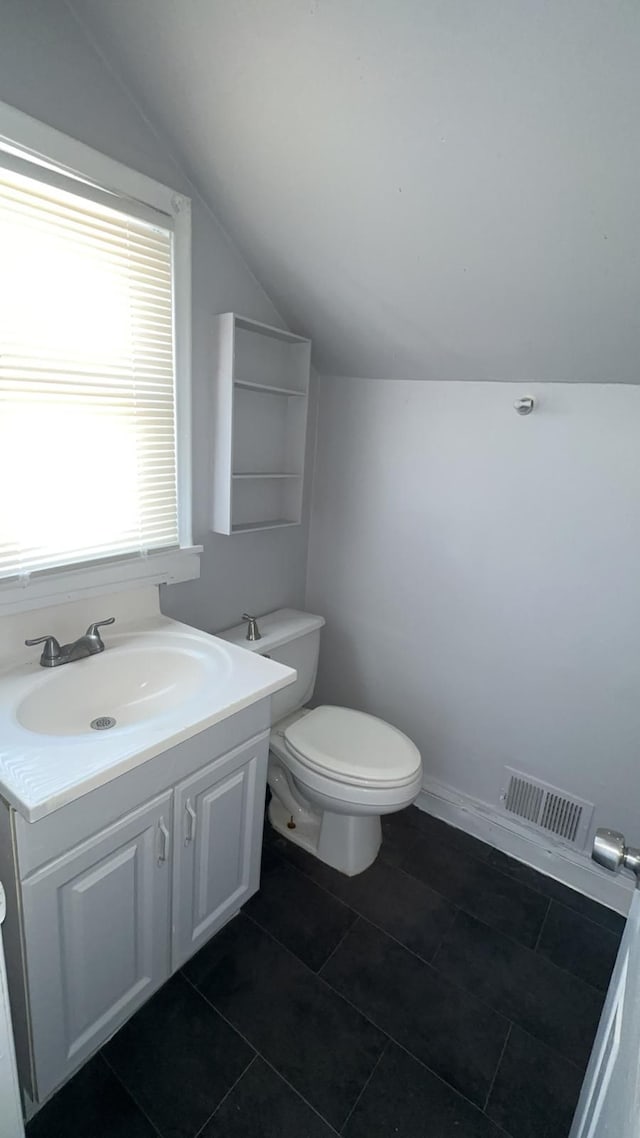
[500,767,594,849]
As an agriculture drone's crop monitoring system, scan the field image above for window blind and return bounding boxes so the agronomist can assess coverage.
[0,156,178,581]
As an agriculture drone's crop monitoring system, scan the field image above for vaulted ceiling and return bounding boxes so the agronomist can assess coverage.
[69,1,640,382]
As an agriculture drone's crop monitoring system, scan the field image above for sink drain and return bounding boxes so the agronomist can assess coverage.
[90,716,116,731]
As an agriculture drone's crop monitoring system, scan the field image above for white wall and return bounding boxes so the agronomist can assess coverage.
[0,0,314,633]
[68,0,640,384]
[307,378,640,847]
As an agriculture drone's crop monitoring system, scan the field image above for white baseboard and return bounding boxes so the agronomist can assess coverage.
[416,774,633,918]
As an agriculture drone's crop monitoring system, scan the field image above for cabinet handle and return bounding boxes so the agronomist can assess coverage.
[184,798,197,845]
[157,817,170,865]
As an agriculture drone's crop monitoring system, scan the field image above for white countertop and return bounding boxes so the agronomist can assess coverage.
[0,615,294,823]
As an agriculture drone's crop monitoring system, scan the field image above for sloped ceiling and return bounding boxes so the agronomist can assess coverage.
[68,0,640,382]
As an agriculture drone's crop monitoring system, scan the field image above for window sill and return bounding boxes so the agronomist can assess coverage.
[0,547,203,616]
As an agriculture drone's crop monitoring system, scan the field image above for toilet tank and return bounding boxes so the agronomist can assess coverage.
[216,609,325,723]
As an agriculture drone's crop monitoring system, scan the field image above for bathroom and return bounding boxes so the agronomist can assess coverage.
[0,1,639,1136]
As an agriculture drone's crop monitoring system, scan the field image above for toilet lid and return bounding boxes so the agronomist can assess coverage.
[284,705,421,787]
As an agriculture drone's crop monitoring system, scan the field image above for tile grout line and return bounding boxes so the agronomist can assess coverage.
[182,905,584,1130]
[258,1055,343,1137]
[191,1053,259,1138]
[246,892,446,976]
[339,1039,389,1134]
[530,897,615,994]
[533,897,552,952]
[315,932,589,1105]
[265,830,468,921]
[292,945,504,1116]
[388,1035,511,1123]
[255,854,466,973]
[99,1050,164,1138]
[483,853,626,936]
[274,809,625,938]
[242,907,548,1060]
[428,905,462,968]
[406,823,625,938]
[193,875,601,1086]
[482,1021,513,1114]
[268,832,571,962]
[180,971,343,1136]
[427,896,610,1000]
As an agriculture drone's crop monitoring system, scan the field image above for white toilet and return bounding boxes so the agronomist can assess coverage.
[218,609,422,876]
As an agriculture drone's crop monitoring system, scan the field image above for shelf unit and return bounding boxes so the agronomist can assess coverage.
[211,313,311,534]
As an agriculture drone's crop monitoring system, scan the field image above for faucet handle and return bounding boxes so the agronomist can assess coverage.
[25,635,61,664]
[85,617,115,640]
[242,613,262,642]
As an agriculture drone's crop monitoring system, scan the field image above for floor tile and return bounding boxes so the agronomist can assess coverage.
[486,848,627,936]
[184,913,386,1130]
[537,900,620,991]
[433,910,603,1068]
[321,917,509,1108]
[333,857,458,961]
[102,973,253,1138]
[27,1055,156,1138]
[344,1042,504,1138]
[404,833,550,947]
[265,842,457,963]
[386,806,493,862]
[244,854,356,970]
[486,1025,584,1138]
[202,1057,337,1138]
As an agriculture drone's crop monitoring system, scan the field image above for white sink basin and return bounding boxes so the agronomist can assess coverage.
[16,643,227,736]
[0,615,296,822]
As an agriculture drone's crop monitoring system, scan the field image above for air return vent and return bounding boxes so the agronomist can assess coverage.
[500,768,594,849]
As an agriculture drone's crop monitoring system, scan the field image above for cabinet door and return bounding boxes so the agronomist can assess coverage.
[21,791,172,1102]
[173,735,268,969]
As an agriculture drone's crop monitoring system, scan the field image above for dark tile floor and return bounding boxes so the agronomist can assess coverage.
[28,806,625,1138]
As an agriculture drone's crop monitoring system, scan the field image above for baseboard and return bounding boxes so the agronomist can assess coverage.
[416,775,633,917]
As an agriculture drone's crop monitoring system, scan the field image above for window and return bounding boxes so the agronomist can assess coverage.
[0,102,198,612]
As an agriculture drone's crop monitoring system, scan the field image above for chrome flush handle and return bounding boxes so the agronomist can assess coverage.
[242,613,262,641]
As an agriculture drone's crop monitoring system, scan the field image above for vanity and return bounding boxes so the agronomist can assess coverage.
[0,590,294,1111]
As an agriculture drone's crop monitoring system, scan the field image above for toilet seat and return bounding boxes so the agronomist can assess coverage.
[284,705,421,789]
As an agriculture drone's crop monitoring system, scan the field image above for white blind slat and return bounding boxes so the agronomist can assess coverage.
[0,156,179,580]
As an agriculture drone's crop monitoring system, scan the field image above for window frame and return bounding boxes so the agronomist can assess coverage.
[0,100,200,615]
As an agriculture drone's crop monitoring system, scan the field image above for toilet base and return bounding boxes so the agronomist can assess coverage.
[268,795,382,877]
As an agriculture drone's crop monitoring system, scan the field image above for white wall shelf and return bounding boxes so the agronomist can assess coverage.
[231,520,301,534]
[211,313,311,534]
[234,379,306,397]
[232,472,301,480]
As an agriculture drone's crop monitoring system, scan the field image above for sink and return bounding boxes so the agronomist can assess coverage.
[16,643,226,736]
[0,614,295,822]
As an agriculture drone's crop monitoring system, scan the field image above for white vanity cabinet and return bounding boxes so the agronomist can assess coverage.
[173,738,263,968]
[0,701,271,1108]
[21,792,173,1100]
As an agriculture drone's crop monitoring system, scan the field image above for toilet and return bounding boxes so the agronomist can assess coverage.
[218,609,422,876]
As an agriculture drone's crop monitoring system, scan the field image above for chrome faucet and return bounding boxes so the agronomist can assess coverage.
[25,617,116,667]
[242,613,262,641]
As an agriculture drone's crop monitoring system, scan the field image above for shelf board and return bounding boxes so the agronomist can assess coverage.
[232,472,301,480]
[231,519,300,533]
[234,379,306,397]
[232,314,310,345]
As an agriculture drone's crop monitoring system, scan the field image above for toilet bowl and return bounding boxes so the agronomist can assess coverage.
[269,705,422,875]
[217,609,423,876]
